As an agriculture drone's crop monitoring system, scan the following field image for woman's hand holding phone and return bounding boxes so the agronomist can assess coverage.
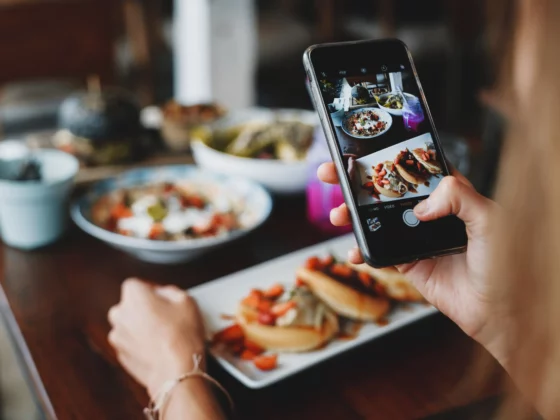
[318,162,513,368]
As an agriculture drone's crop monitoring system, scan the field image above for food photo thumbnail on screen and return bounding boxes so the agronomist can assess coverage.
[318,68,446,206]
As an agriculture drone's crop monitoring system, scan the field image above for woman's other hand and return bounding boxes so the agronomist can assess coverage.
[108,279,206,398]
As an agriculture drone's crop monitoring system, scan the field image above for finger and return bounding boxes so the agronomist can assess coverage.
[121,278,154,301]
[107,328,121,349]
[155,285,188,303]
[413,176,493,235]
[330,204,352,226]
[317,162,339,185]
[107,305,121,327]
[347,247,364,264]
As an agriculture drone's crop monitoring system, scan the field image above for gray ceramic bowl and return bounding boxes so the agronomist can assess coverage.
[71,165,272,264]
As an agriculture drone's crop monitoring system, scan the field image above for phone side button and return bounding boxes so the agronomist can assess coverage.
[402,209,420,227]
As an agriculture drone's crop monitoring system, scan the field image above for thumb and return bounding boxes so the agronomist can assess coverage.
[413,176,493,235]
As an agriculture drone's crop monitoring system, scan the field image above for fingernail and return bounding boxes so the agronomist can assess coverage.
[414,200,429,216]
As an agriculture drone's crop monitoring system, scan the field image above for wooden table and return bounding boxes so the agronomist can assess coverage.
[0,195,506,420]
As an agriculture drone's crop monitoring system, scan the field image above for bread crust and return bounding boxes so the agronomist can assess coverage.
[236,304,339,352]
[347,263,424,302]
[411,148,443,175]
[395,163,428,185]
[296,268,390,321]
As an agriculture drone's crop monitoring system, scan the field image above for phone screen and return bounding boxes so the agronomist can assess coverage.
[307,40,466,266]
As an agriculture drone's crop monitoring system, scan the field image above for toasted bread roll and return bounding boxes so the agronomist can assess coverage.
[374,181,404,198]
[395,163,428,185]
[296,267,391,321]
[411,148,443,175]
[236,304,339,352]
[347,263,424,302]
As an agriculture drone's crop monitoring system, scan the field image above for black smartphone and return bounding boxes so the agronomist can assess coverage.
[304,39,467,268]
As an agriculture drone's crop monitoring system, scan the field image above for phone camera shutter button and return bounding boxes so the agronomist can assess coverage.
[403,209,420,227]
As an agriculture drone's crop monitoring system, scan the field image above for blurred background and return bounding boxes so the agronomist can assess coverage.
[0,0,500,418]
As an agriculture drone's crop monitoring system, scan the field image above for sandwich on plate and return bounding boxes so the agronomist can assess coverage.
[296,256,391,321]
[411,142,443,175]
[394,148,431,185]
[235,283,339,352]
[370,161,409,198]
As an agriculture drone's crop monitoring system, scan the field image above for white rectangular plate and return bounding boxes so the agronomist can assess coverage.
[189,234,437,389]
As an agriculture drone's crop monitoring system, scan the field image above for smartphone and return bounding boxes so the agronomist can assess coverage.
[304,39,467,267]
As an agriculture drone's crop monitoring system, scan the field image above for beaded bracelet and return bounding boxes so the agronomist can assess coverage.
[144,354,234,420]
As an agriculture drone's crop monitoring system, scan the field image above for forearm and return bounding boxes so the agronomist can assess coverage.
[476,317,559,419]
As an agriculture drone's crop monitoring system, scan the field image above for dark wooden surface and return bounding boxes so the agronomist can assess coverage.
[0,195,507,420]
[0,0,117,85]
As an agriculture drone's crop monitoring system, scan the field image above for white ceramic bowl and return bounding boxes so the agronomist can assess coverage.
[71,165,272,264]
[376,92,417,116]
[191,108,318,195]
[341,107,393,139]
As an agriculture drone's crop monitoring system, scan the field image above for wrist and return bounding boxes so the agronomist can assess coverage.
[147,348,206,399]
[471,314,515,370]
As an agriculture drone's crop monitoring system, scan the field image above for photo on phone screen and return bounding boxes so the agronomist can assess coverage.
[306,41,467,267]
[318,68,446,208]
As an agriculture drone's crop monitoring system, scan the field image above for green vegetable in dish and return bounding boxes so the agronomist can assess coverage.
[147,201,168,222]
[211,120,313,161]
[380,93,404,110]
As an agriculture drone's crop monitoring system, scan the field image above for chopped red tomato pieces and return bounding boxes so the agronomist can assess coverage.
[270,301,297,317]
[212,324,244,344]
[110,203,133,219]
[254,354,278,371]
[263,283,284,300]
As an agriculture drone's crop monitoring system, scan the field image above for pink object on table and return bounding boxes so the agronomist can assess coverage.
[306,128,352,234]
[403,97,425,132]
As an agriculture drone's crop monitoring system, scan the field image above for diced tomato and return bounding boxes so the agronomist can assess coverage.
[331,263,353,278]
[241,289,264,309]
[257,312,276,326]
[189,196,205,209]
[263,283,284,300]
[375,163,384,172]
[257,299,273,313]
[358,271,372,287]
[254,354,278,371]
[295,278,306,287]
[240,349,258,361]
[148,223,165,239]
[305,256,321,270]
[321,255,334,266]
[215,213,237,229]
[213,324,244,344]
[163,183,175,193]
[270,301,297,317]
[110,203,133,219]
[243,339,265,354]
